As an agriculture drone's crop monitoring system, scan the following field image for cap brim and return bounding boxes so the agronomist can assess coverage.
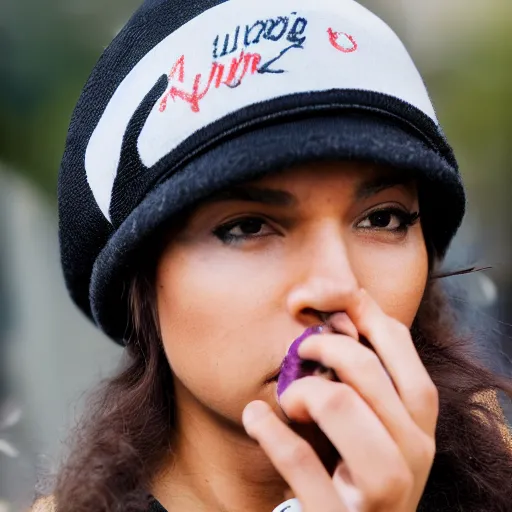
[90,113,465,343]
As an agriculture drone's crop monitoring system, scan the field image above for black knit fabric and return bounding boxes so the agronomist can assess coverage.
[58,0,466,344]
[58,0,227,321]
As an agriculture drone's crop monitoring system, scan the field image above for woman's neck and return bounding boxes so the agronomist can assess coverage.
[151,383,289,512]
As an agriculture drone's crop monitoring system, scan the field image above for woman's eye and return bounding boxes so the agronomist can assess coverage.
[213,217,275,244]
[356,208,419,232]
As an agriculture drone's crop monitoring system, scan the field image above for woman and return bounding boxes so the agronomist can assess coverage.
[46,0,512,510]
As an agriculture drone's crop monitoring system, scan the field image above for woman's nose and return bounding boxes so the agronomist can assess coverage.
[286,224,359,325]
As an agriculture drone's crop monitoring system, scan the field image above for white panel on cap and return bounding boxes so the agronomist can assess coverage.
[85,0,437,222]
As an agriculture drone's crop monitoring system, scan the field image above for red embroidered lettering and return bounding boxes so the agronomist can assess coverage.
[171,62,221,113]
[170,55,186,82]
[327,28,358,53]
[215,63,226,88]
[159,55,186,112]
[159,50,261,114]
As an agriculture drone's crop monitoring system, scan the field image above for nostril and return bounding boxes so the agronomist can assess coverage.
[302,308,336,324]
[318,311,331,323]
[301,308,329,322]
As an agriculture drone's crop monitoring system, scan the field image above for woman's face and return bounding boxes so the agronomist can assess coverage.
[155,161,428,426]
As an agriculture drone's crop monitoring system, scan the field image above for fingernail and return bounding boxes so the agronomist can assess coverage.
[242,401,269,426]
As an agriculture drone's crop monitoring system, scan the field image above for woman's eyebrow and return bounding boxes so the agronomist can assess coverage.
[355,175,414,200]
[202,175,412,207]
[203,185,298,207]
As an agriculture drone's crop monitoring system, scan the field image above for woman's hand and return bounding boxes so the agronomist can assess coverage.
[242,289,438,512]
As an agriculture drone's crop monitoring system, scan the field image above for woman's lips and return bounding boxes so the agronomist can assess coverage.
[269,326,387,397]
[265,325,327,384]
[276,324,332,399]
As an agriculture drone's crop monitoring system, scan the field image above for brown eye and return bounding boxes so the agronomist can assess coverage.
[236,218,266,235]
[356,208,419,232]
[370,211,394,228]
[213,216,275,244]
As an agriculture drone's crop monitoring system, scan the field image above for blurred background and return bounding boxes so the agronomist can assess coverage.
[0,0,511,510]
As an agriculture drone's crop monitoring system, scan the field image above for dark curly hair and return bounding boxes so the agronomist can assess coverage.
[43,253,512,512]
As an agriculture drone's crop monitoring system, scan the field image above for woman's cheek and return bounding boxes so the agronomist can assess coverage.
[155,247,282,411]
[163,262,279,354]
[351,237,428,327]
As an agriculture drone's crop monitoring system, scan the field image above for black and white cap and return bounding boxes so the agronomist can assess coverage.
[59,0,466,344]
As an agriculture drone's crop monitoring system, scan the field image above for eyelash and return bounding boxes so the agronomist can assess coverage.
[357,208,420,233]
[213,216,277,245]
[213,208,420,245]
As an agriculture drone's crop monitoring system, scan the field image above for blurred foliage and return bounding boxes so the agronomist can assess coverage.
[0,0,139,197]
[429,10,512,271]
[433,13,511,184]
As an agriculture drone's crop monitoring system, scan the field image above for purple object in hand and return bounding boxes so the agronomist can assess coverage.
[277,325,331,400]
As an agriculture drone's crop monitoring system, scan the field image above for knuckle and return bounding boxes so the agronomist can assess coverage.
[366,466,413,506]
[414,435,437,464]
[357,350,381,374]
[357,317,373,336]
[419,381,439,412]
[314,385,355,417]
[390,319,411,338]
[274,438,314,467]
[394,467,414,492]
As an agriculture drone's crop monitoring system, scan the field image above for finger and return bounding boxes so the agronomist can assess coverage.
[242,400,346,512]
[325,312,359,341]
[332,464,365,512]
[344,289,439,436]
[298,333,436,475]
[280,377,414,505]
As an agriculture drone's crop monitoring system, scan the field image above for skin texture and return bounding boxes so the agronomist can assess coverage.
[153,161,432,511]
